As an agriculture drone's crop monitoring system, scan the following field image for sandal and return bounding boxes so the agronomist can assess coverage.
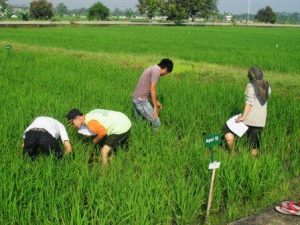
[275,201,300,216]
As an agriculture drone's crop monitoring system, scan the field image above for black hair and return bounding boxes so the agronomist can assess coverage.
[66,108,83,122]
[158,58,174,73]
[247,66,263,81]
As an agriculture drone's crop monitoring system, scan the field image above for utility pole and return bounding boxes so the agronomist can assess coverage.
[247,0,251,24]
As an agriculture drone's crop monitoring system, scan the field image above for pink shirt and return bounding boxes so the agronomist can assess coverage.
[133,65,161,101]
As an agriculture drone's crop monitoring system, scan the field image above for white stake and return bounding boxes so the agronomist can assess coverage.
[205,161,220,224]
[206,168,216,223]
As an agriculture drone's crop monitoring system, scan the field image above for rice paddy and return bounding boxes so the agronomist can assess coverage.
[0,26,299,224]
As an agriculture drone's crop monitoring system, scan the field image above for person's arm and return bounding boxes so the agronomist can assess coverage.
[236,83,254,123]
[58,123,72,154]
[87,120,107,144]
[150,82,159,119]
[236,104,252,122]
[63,140,72,153]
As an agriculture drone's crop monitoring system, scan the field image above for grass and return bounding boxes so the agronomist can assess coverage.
[0,26,299,224]
[0,26,300,74]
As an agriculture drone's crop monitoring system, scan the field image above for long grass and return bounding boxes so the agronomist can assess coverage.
[0,26,299,225]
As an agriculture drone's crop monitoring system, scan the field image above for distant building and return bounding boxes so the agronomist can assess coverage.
[135,16,146,20]
[153,16,167,20]
[225,15,232,22]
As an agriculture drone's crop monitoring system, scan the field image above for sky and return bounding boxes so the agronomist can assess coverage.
[8,0,300,14]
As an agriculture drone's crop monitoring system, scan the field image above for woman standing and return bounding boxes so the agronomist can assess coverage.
[224,66,271,156]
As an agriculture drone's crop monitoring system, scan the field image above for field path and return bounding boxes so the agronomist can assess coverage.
[230,177,300,225]
[229,207,300,225]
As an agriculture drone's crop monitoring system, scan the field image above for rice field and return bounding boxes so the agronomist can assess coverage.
[0,26,299,225]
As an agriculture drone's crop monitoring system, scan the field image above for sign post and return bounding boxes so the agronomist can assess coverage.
[204,134,221,224]
[5,45,12,56]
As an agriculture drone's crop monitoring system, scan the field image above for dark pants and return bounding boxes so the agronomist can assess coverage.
[23,130,63,160]
[103,130,131,150]
[223,124,262,149]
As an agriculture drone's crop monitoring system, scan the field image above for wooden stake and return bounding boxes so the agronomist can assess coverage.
[205,168,216,224]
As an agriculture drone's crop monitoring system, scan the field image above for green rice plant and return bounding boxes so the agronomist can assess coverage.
[0,26,299,225]
[0,26,299,74]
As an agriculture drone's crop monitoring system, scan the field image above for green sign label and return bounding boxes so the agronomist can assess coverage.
[204,134,221,148]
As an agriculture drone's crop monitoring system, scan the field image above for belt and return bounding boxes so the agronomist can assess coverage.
[30,128,47,132]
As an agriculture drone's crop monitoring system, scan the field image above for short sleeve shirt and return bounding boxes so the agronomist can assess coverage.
[24,117,69,143]
[85,109,132,135]
[133,65,161,101]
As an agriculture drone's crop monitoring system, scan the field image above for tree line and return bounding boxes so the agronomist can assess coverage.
[1,0,299,24]
[0,0,218,21]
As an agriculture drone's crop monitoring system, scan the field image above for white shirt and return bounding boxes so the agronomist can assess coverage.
[23,117,69,143]
[243,83,271,127]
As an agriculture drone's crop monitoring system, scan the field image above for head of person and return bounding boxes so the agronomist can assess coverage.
[66,108,84,129]
[158,58,174,76]
[247,66,270,105]
[247,66,264,82]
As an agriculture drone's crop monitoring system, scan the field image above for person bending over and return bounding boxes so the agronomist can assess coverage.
[66,108,131,165]
[23,116,72,160]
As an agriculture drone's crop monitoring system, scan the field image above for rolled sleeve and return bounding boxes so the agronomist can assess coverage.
[245,83,255,106]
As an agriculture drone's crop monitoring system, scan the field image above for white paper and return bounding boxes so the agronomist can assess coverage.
[226,114,248,137]
[78,125,95,136]
[209,161,221,170]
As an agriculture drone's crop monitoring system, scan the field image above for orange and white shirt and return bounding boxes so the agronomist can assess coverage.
[85,109,131,139]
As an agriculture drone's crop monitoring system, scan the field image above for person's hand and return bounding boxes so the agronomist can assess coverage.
[152,107,159,120]
[235,115,244,123]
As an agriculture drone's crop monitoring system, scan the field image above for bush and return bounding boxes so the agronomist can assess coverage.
[18,12,30,21]
[88,2,109,21]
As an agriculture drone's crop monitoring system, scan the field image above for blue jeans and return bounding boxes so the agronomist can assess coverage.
[132,99,161,128]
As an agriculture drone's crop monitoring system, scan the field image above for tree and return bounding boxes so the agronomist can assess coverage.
[289,12,299,24]
[88,2,109,20]
[0,0,8,17]
[137,0,218,22]
[255,6,276,24]
[161,0,188,21]
[137,0,162,20]
[55,3,68,17]
[4,5,13,18]
[30,0,53,20]
[185,0,218,21]
[125,8,133,19]
[18,11,30,21]
[112,7,123,16]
